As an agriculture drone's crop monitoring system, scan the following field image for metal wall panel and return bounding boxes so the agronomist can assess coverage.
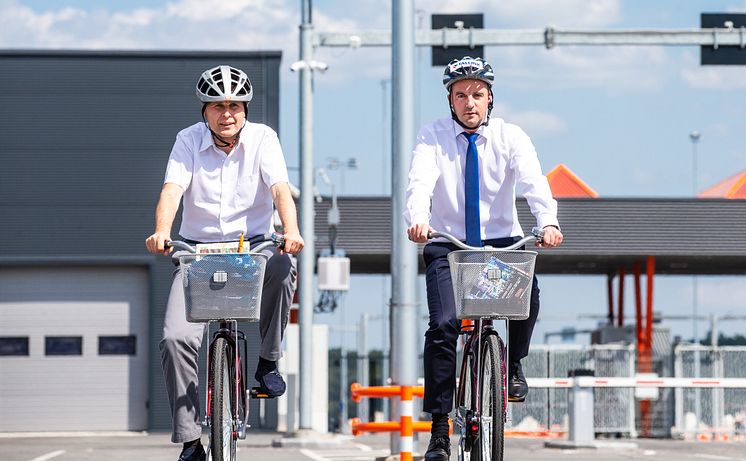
[0,51,281,431]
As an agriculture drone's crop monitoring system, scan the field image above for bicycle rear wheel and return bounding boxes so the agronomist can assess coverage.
[210,337,236,461]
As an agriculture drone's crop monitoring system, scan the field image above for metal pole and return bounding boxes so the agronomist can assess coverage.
[298,0,315,430]
[358,313,370,422]
[689,131,701,431]
[390,0,419,454]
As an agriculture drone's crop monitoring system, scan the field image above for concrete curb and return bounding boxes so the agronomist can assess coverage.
[544,440,638,450]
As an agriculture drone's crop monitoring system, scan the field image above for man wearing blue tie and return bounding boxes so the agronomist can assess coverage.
[405,56,563,461]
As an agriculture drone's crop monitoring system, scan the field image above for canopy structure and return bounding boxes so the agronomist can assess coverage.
[699,169,746,199]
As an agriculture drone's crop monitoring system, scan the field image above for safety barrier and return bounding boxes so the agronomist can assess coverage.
[349,382,451,461]
[529,376,746,442]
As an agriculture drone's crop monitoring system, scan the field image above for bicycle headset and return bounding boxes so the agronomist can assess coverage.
[196,65,254,149]
[442,56,495,129]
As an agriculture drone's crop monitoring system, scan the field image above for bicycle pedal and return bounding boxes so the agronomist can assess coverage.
[250,387,276,399]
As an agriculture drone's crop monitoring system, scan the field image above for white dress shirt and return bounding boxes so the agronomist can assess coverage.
[405,117,558,241]
[164,121,289,242]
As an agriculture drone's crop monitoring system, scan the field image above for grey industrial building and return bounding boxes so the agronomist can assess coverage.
[2,50,746,434]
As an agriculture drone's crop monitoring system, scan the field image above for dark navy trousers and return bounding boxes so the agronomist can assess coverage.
[422,237,541,415]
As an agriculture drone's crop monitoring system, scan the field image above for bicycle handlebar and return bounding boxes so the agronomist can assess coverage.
[166,233,285,254]
[427,227,545,251]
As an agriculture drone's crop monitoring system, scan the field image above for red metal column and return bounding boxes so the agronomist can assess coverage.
[634,262,643,360]
[645,256,655,368]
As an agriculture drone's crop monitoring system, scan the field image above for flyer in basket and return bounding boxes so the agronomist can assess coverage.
[467,256,532,300]
[195,241,248,254]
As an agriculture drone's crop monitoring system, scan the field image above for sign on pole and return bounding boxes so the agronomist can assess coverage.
[701,13,746,65]
[431,14,484,66]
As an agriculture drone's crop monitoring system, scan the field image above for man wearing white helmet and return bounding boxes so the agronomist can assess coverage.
[405,56,563,460]
[145,65,303,461]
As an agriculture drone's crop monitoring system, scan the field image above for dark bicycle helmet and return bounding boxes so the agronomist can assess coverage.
[196,65,253,103]
[443,56,495,128]
[442,56,494,90]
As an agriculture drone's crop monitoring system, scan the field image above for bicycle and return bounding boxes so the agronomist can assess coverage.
[427,228,544,461]
[168,233,284,461]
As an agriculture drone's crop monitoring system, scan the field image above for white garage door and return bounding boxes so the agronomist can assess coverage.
[0,266,149,432]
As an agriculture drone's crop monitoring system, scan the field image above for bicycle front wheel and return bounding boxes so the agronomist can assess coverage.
[477,334,504,461]
[210,337,236,461]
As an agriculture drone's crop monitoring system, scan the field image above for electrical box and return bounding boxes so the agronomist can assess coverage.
[317,256,350,291]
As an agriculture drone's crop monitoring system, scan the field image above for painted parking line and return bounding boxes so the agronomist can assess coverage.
[29,450,65,461]
[300,447,389,461]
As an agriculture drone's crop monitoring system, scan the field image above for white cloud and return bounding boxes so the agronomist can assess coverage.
[492,102,567,136]
[682,66,746,90]
[418,0,620,28]
[677,49,746,90]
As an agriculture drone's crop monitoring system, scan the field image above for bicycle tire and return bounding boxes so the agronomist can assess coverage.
[210,337,236,461]
[478,334,504,461]
[461,333,504,461]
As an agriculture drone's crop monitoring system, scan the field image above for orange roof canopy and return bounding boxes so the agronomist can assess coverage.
[699,169,746,199]
[546,164,598,198]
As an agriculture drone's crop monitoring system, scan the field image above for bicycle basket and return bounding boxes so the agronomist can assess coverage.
[447,249,537,320]
[178,253,268,323]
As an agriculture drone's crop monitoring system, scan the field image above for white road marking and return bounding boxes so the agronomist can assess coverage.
[29,450,66,461]
[300,447,389,461]
[299,449,327,461]
[693,455,736,461]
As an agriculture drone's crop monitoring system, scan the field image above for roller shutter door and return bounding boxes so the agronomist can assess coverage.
[0,266,149,431]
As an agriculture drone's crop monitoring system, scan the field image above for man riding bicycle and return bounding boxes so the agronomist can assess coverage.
[145,65,303,461]
[405,56,563,461]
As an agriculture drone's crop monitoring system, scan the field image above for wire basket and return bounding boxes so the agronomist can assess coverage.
[178,253,268,323]
[447,249,537,320]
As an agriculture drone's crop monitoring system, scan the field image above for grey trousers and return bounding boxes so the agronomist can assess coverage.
[159,246,297,443]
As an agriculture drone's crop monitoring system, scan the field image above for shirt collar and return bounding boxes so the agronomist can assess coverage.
[451,118,487,141]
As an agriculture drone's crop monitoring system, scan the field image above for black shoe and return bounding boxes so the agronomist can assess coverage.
[178,441,206,461]
[255,369,286,397]
[508,361,528,402]
[424,434,451,461]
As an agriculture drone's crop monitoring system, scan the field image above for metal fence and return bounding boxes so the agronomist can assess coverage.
[673,345,746,438]
[508,344,636,436]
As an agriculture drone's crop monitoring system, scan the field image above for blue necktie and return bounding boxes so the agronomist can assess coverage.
[463,132,481,246]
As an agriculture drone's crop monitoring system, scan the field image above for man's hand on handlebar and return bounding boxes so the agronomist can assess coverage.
[537,225,563,248]
[407,223,432,243]
[145,232,172,256]
[280,230,305,255]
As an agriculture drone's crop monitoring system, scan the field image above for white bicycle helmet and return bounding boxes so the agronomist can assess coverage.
[196,65,253,103]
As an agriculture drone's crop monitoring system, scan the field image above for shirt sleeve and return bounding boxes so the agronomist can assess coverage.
[258,127,290,187]
[163,132,193,190]
[507,125,560,229]
[404,126,441,226]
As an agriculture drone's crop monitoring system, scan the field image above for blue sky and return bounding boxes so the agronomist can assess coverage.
[3,0,746,352]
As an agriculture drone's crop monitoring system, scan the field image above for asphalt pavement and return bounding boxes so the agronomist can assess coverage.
[2,430,746,461]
